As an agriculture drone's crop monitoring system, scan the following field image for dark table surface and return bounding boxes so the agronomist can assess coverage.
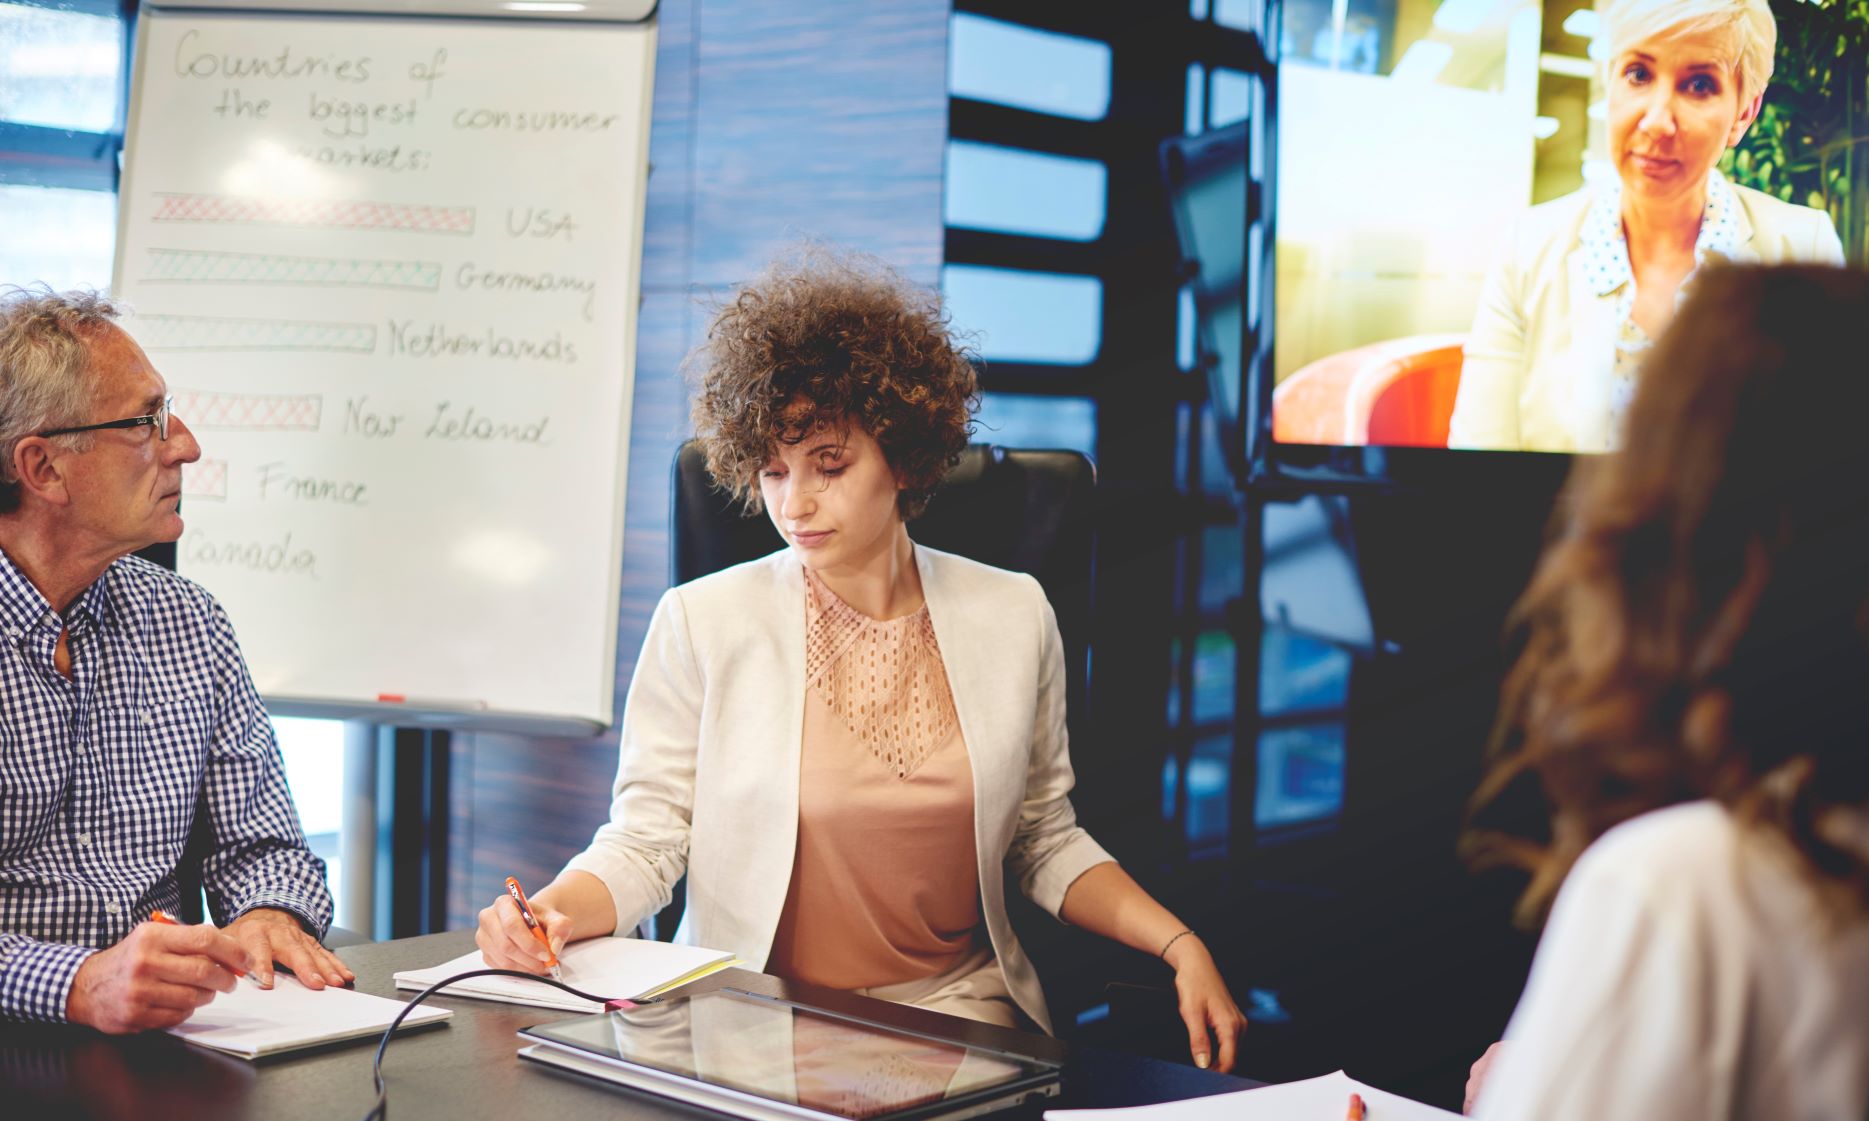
[1,930,1255,1121]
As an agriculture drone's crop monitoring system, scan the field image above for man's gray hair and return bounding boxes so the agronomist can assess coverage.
[0,286,119,513]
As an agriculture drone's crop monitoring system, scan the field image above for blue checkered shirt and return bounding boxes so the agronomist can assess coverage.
[0,547,331,1023]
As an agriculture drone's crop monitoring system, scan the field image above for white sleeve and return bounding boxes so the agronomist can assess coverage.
[1473,843,1726,1121]
[563,587,702,935]
[1005,578,1115,918]
[1448,222,1530,451]
[1812,212,1846,266]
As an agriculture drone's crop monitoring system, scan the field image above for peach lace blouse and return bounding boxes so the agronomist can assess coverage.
[765,568,983,990]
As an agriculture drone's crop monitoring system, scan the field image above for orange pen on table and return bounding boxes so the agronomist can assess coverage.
[1346,1092,1368,1120]
[504,876,563,982]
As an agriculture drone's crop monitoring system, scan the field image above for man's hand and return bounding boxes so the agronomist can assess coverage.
[224,908,354,990]
[66,921,250,1034]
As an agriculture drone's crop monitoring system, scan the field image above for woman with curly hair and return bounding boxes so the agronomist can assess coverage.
[476,249,1245,1070]
[1462,265,1869,1119]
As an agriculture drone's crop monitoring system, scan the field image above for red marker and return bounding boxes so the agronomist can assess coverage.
[1347,1092,1368,1120]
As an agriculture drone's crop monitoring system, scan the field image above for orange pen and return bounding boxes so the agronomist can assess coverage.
[504,876,563,981]
[1347,1092,1368,1120]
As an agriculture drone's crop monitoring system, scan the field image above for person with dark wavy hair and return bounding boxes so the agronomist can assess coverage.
[475,249,1246,1069]
[1461,265,1869,1119]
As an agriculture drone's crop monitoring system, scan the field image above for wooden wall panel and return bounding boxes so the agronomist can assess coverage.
[447,0,948,927]
[691,1,949,287]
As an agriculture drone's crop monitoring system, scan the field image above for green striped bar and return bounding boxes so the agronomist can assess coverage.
[136,314,377,354]
[145,248,442,291]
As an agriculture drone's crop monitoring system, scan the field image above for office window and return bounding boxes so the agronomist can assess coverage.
[1255,626,1350,829]
[1184,63,1205,136]
[276,717,346,908]
[1168,628,1238,726]
[0,0,123,290]
[1185,733,1232,849]
[0,1,122,133]
[1191,629,1235,724]
[1177,284,1197,369]
[1255,723,1345,827]
[1200,524,1244,614]
[1210,68,1252,129]
[948,14,1111,120]
[1215,0,1259,33]
[945,141,1106,242]
[0,184,115,289]
[942,264,1101,364]
[1260,626,1351,714]
[974,391,1096,457]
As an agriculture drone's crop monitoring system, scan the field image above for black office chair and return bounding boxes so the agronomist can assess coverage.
[665,440,1109,1015]
[672,439,1096,683]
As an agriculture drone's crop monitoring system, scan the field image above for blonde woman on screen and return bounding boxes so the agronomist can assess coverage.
[1447,0,1843,453]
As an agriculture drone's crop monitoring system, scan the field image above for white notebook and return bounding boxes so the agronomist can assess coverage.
[1045,1070,1460,1121]
[393,936,739,1012]
[167,974,451,1059]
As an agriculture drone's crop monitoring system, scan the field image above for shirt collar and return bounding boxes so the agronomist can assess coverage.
[1579,168,1742,298]
[0,545,118,635]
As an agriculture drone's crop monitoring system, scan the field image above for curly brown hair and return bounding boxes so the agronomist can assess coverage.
[689,247,979,521]
[1466,265,1869,927]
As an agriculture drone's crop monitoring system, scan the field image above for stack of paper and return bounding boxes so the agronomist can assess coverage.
[1045,1070,1461,1121]
[168,975,451,1058]
[393,936,739,1012]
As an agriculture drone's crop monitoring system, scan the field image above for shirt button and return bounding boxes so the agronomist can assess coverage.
[104,901,121,915]
[4,627,17,639]
[76,833,91,847]
[75,743,87,755]
[142,712,155,728]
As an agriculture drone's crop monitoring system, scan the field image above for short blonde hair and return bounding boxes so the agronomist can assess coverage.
[1599,0,1777,108]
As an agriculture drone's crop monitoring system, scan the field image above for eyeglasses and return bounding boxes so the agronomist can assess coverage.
[39,396,175,442]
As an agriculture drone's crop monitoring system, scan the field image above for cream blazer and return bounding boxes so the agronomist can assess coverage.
[564,545,1115,1033]
[1448,182,1844,453]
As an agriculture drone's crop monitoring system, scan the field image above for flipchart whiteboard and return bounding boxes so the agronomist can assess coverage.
[113,8,657,734]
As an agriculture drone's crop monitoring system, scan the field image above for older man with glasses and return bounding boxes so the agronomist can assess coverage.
[0,286,350,1034]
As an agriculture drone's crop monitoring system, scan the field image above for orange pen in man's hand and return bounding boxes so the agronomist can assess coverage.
[504,876,563,981]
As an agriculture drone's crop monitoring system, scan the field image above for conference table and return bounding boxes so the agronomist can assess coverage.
[0,930,1255,1120]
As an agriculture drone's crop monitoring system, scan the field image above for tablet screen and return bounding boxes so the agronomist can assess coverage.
[522,989,1057,1121]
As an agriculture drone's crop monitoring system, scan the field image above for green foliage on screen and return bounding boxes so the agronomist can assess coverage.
[1720,0,1869,265]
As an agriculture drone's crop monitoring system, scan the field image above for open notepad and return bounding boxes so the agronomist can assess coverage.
[393,936,740,1012]
[1044,1070,1461,1121]
[167,975,451,1059]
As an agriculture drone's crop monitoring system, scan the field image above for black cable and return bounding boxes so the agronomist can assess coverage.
[361,968,622,1121]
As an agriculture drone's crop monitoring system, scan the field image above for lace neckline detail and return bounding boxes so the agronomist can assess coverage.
[803,568,958,780]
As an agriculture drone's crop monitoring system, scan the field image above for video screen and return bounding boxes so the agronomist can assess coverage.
[1271,0,1867,453]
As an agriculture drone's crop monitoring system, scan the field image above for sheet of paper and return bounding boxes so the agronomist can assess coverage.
[393,936,739,1011]
[1044,1070,1460,1121]
[167,974,451,1059]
